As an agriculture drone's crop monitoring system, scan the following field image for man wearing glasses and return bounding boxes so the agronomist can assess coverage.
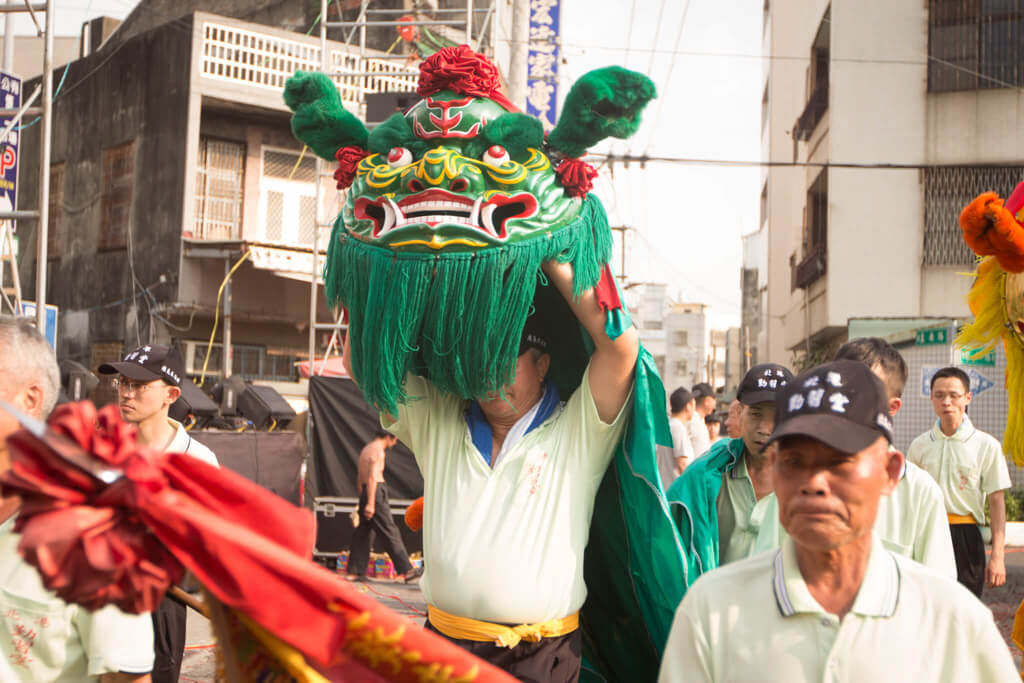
[907,366,1011,597]
[100,345,218,683]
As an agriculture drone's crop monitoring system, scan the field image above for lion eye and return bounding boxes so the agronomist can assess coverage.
[387,147,412,168]
[483,144,510,166]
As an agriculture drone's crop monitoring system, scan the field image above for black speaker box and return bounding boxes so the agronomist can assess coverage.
[313,496,422,556]
[169,376,219,422]
[237,384,296,429]
[212,375,247,416]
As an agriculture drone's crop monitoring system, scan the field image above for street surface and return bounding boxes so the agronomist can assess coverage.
[180,555,1024,681]
[179,575,427,682]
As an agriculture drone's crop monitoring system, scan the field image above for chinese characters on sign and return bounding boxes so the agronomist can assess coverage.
[914,327,948,346]
[0,72,20,218]
[526,0,560,129]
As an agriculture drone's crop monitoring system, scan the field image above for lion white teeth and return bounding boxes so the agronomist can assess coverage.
[480,204,497,236]
[469,197,482,228]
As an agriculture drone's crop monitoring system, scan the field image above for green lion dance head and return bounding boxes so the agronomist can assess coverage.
[285,46,655,413]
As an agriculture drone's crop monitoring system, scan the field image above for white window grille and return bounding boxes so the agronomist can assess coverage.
[256,147,318,246]
[923,166,1024,265]
[195,138,244,240]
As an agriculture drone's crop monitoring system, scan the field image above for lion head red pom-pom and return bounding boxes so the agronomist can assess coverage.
[555,158,599,198]
[334,146,369,190]
[3,403,183,614]
[417,45,514,110]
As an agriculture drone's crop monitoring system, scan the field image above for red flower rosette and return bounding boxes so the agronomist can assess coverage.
[334,145,369,190]
[1,402,520,680]
[3,402,183,614]
[417,44,515,110]
[555,157,599,198]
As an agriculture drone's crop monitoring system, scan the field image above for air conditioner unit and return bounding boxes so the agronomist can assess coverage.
[181,340,222,378]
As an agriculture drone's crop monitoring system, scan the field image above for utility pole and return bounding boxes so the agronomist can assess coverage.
[610,225,629,281]
[36,0,52,333]
[506,0,529,109]
[3,0,14,73]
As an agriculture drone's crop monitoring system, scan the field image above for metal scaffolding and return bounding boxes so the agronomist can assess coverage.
[0,0,52,330]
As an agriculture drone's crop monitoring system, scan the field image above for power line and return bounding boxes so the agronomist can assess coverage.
[642,0,692,155]
[643,0,668,79]
[588,154,1020,171]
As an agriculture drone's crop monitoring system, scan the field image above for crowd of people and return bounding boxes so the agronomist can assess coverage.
[339,254,1020,681]
[1,254,1022,682]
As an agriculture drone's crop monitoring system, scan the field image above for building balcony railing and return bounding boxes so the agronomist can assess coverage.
[793,84,828,141]
[199,18,418,113]
[792,244,827,290]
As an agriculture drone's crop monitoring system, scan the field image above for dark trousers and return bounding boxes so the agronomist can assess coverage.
[950,523,985,597]
[151,596,187,683]
[426,620,582,683]
[348,483,413,575]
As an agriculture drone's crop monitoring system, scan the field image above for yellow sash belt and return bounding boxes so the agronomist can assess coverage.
[947,513,977,525]
[427,605,579,649]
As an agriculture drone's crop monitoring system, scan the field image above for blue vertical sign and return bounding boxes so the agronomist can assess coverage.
[0,72,20,216]
[526,0,560,130]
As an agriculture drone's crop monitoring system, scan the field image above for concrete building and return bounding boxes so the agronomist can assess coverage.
[623,283,715,393]
[760,0,1019,365]
[740,228,765,372]
[664,301,709,390]
[724,326,742,394]
[625,282,669,379]
[708,328,727,390]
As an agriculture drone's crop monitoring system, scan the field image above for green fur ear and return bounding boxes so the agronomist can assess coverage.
[547,66,657,158]
[366,113,429,158]
[469,113,544,161]
[284,71,369,159]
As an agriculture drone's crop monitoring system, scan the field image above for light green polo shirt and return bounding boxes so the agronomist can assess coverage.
[907,415,1011,524]
[385,365,631,624]
[658,534,1016,682]
[0,516,154,681]
[717,453,774,565]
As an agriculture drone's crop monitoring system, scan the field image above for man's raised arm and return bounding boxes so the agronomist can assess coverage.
[543,260,638,423]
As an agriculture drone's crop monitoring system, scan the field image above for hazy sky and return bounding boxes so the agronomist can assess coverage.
[559,0,762,330]
[26,0,761,329]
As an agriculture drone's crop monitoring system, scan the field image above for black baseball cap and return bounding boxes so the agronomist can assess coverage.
[518,320,549,355]
[738,363,793,405]
[98,344,185,387]
[765,360,894,454]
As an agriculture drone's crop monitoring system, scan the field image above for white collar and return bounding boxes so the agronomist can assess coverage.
[772,534,900,618]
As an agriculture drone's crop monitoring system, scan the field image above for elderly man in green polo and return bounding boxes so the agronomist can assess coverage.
[658,360,1016,682]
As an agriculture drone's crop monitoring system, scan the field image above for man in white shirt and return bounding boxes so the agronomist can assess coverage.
[833,338,955,575]
[100,344,218,683]
[346,260,637,682]
[0,315,154,682]
[748,339,956,577]
[907,365,1011,596]
[658,387,695,489]
[659,360,1016,683]
[687,383,716,458]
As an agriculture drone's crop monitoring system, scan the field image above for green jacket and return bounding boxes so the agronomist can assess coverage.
[665,437,744,582]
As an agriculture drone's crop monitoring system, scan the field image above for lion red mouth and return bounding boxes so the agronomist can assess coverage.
[354,189,538,240]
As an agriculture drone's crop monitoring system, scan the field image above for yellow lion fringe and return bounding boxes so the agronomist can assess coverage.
[956,256,1024,465]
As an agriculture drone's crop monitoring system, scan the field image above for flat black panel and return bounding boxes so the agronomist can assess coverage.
[307,376,423,501]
